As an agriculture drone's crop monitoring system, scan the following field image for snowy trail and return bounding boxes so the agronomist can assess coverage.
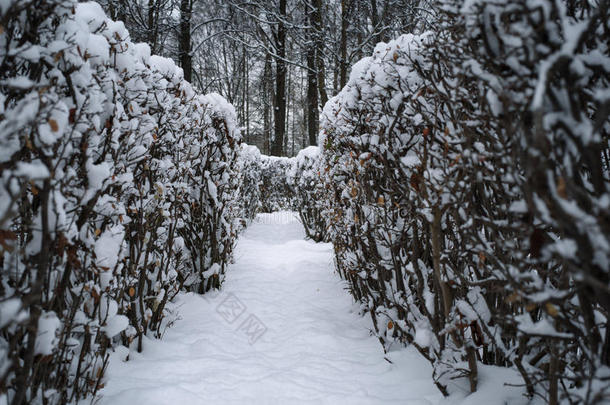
[99,212,441,405]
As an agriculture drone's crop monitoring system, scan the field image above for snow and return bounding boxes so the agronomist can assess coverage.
[414,326,433,348]
[75,2,108,31]
[202,262,221,278]
[440,363,540,405]
[99,212,442,404]
[96,212,540,404]
[94,225,124,269]
[240,143,261,159]
[400,154,421,168]
[84,33,110,63]
[296,145,320,161]
[86,159,111,191]
[515,314,572,339]
[34,311,61,356]
[90,211,547,404]
[14,160,49,179]
[1,76,35,89]
[0,298,21,328]
[551,238,578,259]
[207,178,218,203]
[103,315,129,338]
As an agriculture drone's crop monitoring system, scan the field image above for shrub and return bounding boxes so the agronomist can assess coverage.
[258,155,295,213]
[311,0,610,399]
[289,146,327,242]
[0,1,241,403]
[235,144,263,227]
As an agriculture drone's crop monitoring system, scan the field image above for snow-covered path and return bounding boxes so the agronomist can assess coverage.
[99,212,441,405]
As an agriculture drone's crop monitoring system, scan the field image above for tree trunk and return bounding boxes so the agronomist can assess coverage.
[369,0,380,45]
[263,52,272,154]
[370,0,390,45]
[306,53,318,146]
[312,0,328,107]
[148,0,157,53]
[339,0,349,89]
[271,0,287,156]
[179,0,192,83]
[244,45,250,143]
[306,2,319,146]
[285,59,291,155]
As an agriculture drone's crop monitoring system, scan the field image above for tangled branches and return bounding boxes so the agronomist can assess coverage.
[300,1,610,402]
[0,2,243,403]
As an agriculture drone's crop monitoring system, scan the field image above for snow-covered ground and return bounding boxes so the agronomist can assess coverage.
[99,212,442,404]
[99,212,537,405]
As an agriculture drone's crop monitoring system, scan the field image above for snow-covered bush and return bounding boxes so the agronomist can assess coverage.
[428,1,610,402]
[289,146,327,242]
[318,33,477,395]
[235,144,263,227]
[232,145,326,240]
[314,0,610,400]
[258,155,296,212]
[0,1,241,403]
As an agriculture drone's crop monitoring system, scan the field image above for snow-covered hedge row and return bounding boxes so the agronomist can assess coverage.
[288,147,327,242]
[436,1,610,402]
[235,144,263,227]
[258,155,296,213]
[237,145,326,239]
[231,145,326,240]
[0,1,242,403]
[311,0,610,402]
[319,32,466,391]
